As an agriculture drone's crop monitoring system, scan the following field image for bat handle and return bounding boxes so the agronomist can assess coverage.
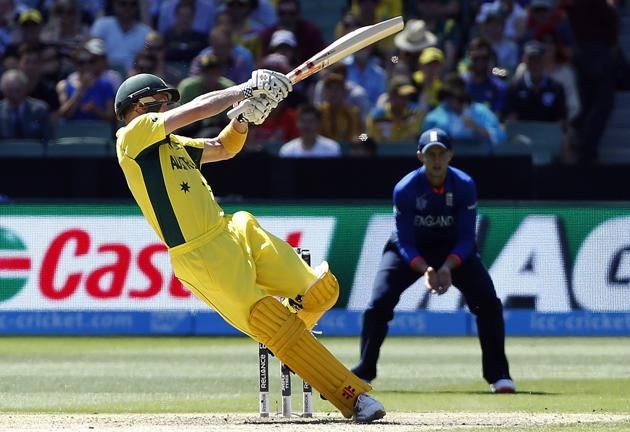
[227,101,247,120]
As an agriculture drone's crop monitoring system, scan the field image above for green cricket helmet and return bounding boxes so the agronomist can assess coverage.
[114,73,180,120]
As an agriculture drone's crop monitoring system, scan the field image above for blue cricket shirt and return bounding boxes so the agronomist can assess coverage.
[393,165,478,267]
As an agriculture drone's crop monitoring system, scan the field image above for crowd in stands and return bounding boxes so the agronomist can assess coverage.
[0,0,627,165]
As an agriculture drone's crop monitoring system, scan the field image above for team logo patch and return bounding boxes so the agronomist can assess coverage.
[342,385,356,400]
[446,193,453,207]
[416,196,428,210]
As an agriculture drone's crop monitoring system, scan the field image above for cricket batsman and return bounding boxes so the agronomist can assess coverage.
[114,71,385,422]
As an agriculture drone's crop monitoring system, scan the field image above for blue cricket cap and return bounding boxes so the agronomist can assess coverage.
[418,128,452,153]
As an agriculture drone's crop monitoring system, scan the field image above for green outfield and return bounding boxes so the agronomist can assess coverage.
[0,337,629,431]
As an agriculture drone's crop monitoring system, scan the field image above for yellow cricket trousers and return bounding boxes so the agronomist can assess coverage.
[168,211,319,336]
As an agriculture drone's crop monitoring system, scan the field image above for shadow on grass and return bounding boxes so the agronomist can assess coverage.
[243,416,425,426]
[381,390,558,396]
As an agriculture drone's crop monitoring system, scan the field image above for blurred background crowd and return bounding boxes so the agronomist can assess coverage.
[0,0,628,166]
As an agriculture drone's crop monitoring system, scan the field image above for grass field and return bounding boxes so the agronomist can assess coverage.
[0,336,629,431]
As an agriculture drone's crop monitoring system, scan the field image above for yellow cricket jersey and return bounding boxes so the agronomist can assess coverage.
[116,112,224,248]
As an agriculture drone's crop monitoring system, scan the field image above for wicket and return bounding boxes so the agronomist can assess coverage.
[258,248,314,418]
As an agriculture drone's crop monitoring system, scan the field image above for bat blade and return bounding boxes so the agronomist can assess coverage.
[287,16,404,84]
[227,16,404,120]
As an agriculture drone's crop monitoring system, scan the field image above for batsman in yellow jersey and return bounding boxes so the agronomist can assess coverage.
[114,71,385,422]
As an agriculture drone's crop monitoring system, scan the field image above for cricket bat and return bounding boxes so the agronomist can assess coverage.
[227,16,404,119]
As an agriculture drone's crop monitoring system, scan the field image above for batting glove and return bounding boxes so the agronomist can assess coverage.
[235,96,276,125]
[238,69,292,104]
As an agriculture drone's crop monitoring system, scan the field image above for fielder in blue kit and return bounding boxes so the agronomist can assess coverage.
[352,128,515,393]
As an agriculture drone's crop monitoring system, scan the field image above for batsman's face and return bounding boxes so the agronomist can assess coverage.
[137,92,170,114]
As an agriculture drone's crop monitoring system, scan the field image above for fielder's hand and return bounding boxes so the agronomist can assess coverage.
[436,266,452,295]
[239,69,292,103]
[234,97,276,125]
[424,267,449,295]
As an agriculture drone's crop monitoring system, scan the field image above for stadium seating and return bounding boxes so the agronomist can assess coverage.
[502,121,563,165]
[376,142,415,156]
[48,120,114,157]
[0,139,45,157]
[451,138,490,157]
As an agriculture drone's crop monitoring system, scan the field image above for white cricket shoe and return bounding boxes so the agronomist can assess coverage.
[353,393,386,423]
[490,378,516,393]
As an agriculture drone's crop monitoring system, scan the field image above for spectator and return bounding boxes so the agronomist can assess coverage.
[523,0,573,52]
[412,0,462,73]
[317,73,362,143]
[162,2,207,64]
[248,0,277,28]
[351,0,396,58]
[312,63,370,120]
[56,46,115,121]
[504,41,567,123]
[2,8,46,70]
[68,0,105,24]
[512,34,581,122]
[222,0,265,59]
[90,0,151,72]
[41,0,91,64]
[259,0,325,65]
[476,0,527,43]
[177,52,233,138]
[412,46,445,110]
[189,25,255,84]
[84,37,123,91]
[334,9,359,40]
[247,53,299,148]
[367,76,425,144]
[40,43,67,83]
[462,37,508,116]
[424,73,506,151]
[566,0,617,165]
[17,44,60,112]
[0,0,21,58]
[0,68,51,141]
[279,104,341,158]
[344,44,387,106]
[474,2,519,73]
[349,0,402,22]
[393,19,438,71]
[127,49,160,77]
[154,0,215,35]
[268,29,297,68]
[144,31,183,86]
